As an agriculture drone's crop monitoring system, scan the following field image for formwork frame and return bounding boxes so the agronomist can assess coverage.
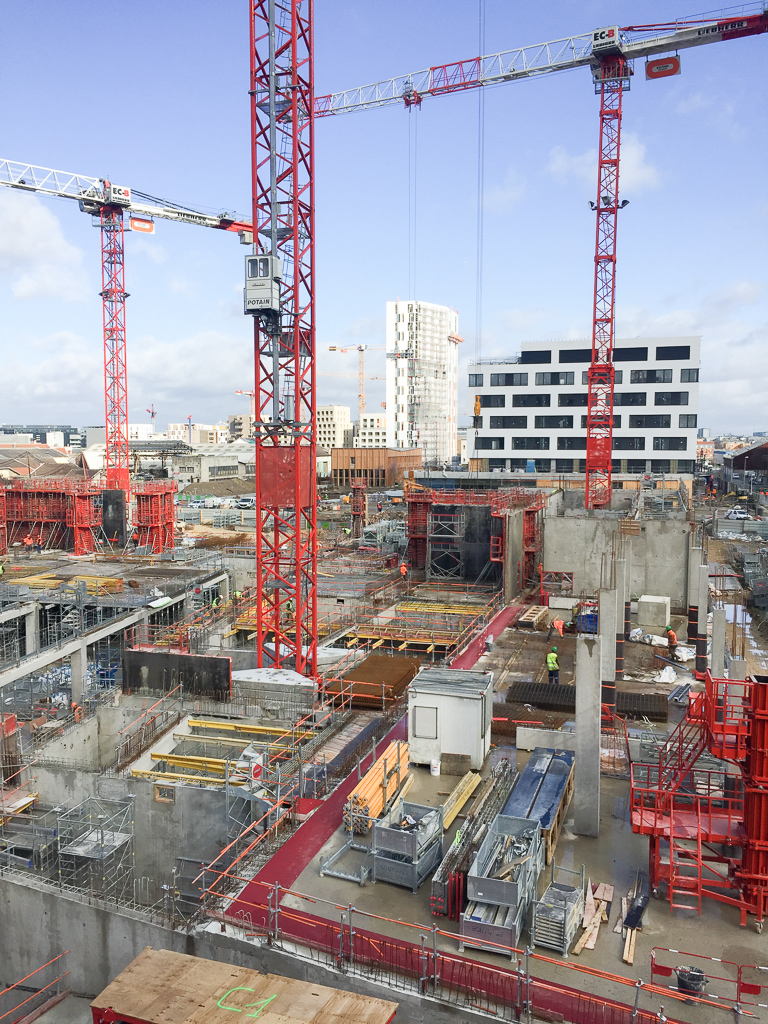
[134,481,177,553]
[426,507,465,581]
[4,479,103,555]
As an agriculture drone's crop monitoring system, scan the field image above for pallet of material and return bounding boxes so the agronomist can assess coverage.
[502,747,575,865]
[505,682,668,721]
[325,654,421,708]
[343,740,409,833]
[516,605,549,630]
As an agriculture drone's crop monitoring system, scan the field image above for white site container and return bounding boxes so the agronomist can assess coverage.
[408,667,493,770]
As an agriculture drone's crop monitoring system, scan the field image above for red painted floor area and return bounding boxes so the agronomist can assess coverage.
[230,716,407,918]
[450,602,524,669]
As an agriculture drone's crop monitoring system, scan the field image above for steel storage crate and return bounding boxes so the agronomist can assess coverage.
[459,898,527,956]
[373,800,443,861]
[532,882,585,955]
[372,836,443,893]
[467,814,542,909]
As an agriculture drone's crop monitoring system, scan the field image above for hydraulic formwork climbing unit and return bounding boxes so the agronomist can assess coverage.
[247,0,317,677]
[631,671,768,928]
[134,481,177,553]
[4,479,103,556]
[350,475,366,540]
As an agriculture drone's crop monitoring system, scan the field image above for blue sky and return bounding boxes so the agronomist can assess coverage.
[0,1,765,435]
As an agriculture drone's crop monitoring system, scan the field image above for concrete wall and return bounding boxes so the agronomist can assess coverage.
[503,508,525,602]
[33,705,140,771]
[543,515,690,610]
[0,875,485,1024]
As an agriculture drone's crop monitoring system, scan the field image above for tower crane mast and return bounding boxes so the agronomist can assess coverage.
[315,6,768,507]
[0,160,251,502]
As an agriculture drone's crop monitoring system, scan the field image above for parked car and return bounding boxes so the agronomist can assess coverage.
[188,499,205,508]
[236,497,256,509]
[724,509,750,520]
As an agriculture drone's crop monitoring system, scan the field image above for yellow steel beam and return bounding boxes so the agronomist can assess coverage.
[150,752,231,774]
[187,718,313,738]
[131,769,245,787]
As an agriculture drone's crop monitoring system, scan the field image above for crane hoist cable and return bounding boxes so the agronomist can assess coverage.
[475,0,486,368]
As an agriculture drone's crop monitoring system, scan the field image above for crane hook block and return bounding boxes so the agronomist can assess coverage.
[244,254,283,316]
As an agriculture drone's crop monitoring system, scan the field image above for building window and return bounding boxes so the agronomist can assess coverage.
[613,437,645,450]
[629,414,670,428]
[468,373,484,387]
[490,372,528,386]
[154,785,175,803]
[512,437,550,450]
[555,458,576,473]
[613,392,646,407]
[535,372,574,386]
[210,465,238,477]
[534,459,552,472]
[651,460,672,473]
[582,370,622,385]
[657,345,691,361]
[520,350,551,364]
[488,458,507,470]
[513,394,550,408]
[413,706,438,739]
[679,414,697,428]
[473,417,483,429]
[581,415,621,428]
[626,460,647,474]
[490,416,527,429]
[475,437,504,450]
[479,395,505,408]
[676,460,696,473]
[558,393,588,407]
[613,346,648,362]
[557,437,587,450]
[536,415,573,429]
[630,369,672,384]
[560,349,592,363]
[681,369,699,383]
[655,392,689,406]
[653,437,687,451]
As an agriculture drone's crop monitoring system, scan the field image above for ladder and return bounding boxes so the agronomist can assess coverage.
[668,799,703,914]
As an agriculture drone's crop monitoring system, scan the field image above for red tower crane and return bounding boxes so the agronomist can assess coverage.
[314,8,768,508]
[245,0,316,676]
[0,161,252,506]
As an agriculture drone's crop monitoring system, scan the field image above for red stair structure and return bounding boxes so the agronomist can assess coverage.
[350,476,366,540]
[133,481,176,553]
[631,671,768,929]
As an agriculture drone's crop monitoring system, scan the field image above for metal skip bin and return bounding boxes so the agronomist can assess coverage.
[372,800,444,893]
[461,814,542,954]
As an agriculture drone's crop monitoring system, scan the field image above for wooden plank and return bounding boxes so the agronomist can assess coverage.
[91,948,399,1024]
[582,878,595,926]
[623,928,637,965]
[442,772,482,829]
[614,895,628,934]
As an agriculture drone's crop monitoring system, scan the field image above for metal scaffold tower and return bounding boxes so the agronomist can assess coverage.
[427,507,466,581]
[247,0,316,676]
[57,797,134,901]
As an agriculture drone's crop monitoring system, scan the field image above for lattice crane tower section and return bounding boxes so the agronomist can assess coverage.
[246,0,317,677]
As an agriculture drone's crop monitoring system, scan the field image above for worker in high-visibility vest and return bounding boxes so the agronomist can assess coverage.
[546,647,560,686]
[665,625,678,661]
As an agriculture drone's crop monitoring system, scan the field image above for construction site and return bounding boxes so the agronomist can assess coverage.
[2,6,768,1024]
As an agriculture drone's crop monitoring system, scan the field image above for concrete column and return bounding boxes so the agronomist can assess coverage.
[687,532,702,642]
[574,636,601,837]
[711,607,726,678]
[24,609,38,656]
[614,560,627,679]
[696,562,710,676]
[219,574,230,603]
[599,588,617,711]
[730,658,747,681]
[623,545,632,638]
[69,642,87,705]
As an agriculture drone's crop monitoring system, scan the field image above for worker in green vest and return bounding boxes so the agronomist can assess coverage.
[546,647,560,686]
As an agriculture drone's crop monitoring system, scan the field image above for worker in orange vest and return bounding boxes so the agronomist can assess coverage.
[665,625,678,660]
[399,562,408,578]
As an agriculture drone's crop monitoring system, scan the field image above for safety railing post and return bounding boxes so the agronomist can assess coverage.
[348,904,355,967]
[631,979,643,1020]
[431,923,439,993]
[524,946,531,1023]
[419,934,428,994]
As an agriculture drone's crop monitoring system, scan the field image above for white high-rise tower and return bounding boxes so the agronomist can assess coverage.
[385,300,460,465]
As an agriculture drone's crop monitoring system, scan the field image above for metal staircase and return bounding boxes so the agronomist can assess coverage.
[658,712,707,794]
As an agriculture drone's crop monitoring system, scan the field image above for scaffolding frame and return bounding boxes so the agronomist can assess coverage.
[427,507,466,581]
[57,796,134,900]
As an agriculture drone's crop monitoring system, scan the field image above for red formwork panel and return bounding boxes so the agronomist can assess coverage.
[133,481,177,553]
[3,479,102,555]
[0,489,6,556]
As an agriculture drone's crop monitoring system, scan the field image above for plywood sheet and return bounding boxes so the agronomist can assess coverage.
[90,949,397,1024]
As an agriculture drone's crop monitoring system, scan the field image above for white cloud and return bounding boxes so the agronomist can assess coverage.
[547,132,660,194]
[0,191,89,301]
[130,237,168,264]
[484,168,526,211]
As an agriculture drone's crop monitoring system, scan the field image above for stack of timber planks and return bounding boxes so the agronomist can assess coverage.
[343,740,409,833]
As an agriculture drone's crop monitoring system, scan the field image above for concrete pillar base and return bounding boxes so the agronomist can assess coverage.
[575,636,601,838]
